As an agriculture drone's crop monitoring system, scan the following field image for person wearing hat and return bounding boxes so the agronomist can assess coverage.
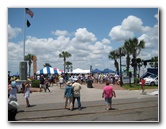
[8,80,18,102]
[64,81,74,111]
[72,78,82,110]
[59,75,64,89]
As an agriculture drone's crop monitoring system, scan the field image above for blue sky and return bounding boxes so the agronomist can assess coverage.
[8,8,158,75]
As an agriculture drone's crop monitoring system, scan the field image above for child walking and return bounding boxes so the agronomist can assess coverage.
[102,81,116,110]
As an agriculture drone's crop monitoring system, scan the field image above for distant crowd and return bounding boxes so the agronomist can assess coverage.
[35,72,120,86]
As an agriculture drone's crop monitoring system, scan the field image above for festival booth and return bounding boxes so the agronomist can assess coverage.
[36,66,61,75]
[93,68,102,73]
[72,68,90,74]
[103,68,116,74]
[54,68,64,74]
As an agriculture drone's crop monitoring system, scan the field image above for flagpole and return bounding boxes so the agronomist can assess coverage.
[23,8,26,61]
[19,8,28,82]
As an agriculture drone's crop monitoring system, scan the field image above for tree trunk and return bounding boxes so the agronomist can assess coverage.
[64,58,66,73]
[133,53,137,83]
[126,55,130,76]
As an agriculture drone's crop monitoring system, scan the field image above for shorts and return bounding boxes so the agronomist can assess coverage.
[40,84,44,88]
[24,92,30,99]
[105,97,112,104]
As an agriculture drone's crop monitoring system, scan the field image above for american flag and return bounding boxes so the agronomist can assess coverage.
[25,8,34,18]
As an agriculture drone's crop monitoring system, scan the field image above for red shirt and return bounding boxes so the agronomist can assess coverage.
[141,79,145,86]
[103,85,114,98]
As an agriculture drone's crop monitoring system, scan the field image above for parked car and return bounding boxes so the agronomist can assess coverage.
[140,75,158,86]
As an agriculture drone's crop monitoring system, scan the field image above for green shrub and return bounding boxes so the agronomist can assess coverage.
[31,80,40,88]
[123,84,158,90]
[134,77,140,84]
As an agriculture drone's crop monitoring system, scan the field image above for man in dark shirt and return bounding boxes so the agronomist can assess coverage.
[40,75,45,92]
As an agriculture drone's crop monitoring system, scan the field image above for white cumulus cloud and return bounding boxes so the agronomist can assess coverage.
[8,27,114,74]
[109,25,134,41]
[8,24,22,40]
[72,28,97,43]
[121,15,143,32]
[51,30,70,36]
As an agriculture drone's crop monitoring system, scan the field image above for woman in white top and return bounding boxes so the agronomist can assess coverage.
[24,80,31,107]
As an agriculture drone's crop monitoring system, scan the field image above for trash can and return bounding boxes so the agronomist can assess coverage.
[87,79,93,88]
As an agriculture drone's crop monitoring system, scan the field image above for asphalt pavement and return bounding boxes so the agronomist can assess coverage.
[16,83,158,106]
[14,83,158,122]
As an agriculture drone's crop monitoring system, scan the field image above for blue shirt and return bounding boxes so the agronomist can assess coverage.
[64,85,73,98]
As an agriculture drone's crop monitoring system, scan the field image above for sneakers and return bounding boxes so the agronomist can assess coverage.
[65,107,81,110]
[26,105,31,107]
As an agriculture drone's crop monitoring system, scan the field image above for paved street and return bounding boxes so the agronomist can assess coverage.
[14,83,159,122]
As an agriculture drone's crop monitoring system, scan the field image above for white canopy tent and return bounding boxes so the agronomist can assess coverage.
[72,68,90,74]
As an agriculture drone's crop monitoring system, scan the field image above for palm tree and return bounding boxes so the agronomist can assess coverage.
[59,51,72,73]
[124,39,133,75]
[24,54,35,77]
[153,56,158,68]
[108,51,119,74]
[149,56,158,68]
[65,61,72,72]
[125,37,145,81]
[136,58,142,78]
[43,63,52,67]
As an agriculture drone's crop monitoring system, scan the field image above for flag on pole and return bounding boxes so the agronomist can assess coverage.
[25,8,34,18]
[26,20,31,27]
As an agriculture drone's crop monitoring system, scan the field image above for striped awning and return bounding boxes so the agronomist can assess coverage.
[36,66,61,75]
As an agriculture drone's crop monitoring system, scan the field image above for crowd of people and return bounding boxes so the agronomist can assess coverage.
[8,73,117,121]
[36,72,120,87]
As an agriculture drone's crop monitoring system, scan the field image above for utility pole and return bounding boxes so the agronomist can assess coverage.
[119,48,123,86]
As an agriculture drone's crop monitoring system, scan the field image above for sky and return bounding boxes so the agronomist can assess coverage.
[8,8,158,75]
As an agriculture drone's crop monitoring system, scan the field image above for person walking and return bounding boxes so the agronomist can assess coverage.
[59,76,64,89]
[102,81,116,110]
[64,81,74,111]
[24,80,31,107]
[50,75,54,87]
[87,75,93,88]
[141,78,146,94]
[45,77,51,92]
[8,80,18,102]
[39,75,45,92]
[72,79,82,110]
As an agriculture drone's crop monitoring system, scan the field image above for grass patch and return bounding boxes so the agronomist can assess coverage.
[122,83,158,90]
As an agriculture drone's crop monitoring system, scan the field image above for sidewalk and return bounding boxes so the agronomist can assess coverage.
[16,83,158,106]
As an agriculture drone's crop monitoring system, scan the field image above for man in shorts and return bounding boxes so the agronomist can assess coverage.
[102,81,116,110]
